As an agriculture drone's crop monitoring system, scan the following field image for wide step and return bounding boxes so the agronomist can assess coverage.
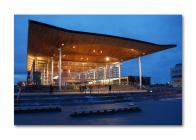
[15,106,62,113]
[70,107,142,117]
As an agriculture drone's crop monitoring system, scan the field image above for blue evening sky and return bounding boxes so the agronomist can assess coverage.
[14,15,182,84]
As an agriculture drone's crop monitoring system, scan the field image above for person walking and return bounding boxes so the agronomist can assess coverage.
[109,85,112,93]
[89,85,93,94]
[79,85,82,92]
[49,84,53,94]
[84,85,87,94]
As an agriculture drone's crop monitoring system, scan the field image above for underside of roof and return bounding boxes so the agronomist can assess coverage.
[27,20,176,71]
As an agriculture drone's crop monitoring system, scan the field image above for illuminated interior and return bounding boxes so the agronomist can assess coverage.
[26,20,176,87]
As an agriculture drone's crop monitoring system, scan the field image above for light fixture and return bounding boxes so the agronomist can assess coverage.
[53,76,58,79]
[93,50,96,53]
[130,49,134,51]
[61,43,64,46]
[105,57,110,61]
[73,45,76,49]
[100,50,102,53]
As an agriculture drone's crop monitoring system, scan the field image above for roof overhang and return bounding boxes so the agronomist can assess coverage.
[27,20,176,71]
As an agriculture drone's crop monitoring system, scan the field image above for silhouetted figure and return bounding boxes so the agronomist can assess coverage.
[84,85,87,94]
[49,84,53,94]
[79,85,82,92]
[109,85,112,93]
[89,85,93,94]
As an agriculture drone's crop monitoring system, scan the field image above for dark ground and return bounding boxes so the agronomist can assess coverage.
[14,92,182,125]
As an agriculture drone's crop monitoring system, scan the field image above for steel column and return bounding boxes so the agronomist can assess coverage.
[118,63,121,85]
[58,48,62,91]
[51,57,54,85]
[138,56,142,89]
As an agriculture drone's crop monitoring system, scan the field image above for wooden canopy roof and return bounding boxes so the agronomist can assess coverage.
[27,20,176,71]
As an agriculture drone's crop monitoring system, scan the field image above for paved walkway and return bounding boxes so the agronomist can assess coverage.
[15,99,182,125]
[15,90,147,96]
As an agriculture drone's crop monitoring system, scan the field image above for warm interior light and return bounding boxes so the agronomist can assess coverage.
[73,46,76,49]
[105,57,110,61]
[100,50,102,53]
[93,50,96,53]
[130,49,134,51]
[53,76,58,79]
[142,52,146,55]
[61,43,64,46]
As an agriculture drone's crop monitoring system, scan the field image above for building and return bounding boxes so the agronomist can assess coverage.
[26,20,175,90]
[171,63,182,87]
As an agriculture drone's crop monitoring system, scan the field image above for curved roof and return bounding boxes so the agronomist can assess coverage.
[27,20,176,71]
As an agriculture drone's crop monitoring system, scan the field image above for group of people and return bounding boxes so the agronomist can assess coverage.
[49,85,112,94]
[79,85,93,94]
[79,84,112,94]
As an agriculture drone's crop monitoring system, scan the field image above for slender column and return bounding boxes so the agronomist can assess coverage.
[118,63,121,85]
[36,59,39,85]
[85,72,87,79]
[93,70,96,80]
[86,71,88,79]
[33,58,37,85]
[33,60,36,72]
[30,67,33,82]
[104,67,106,85]
[108,65,110,84]
[32,62,35,81]
[35,57,38,71]
[43,68,45,85]
[46,62,49,85]
[138,56,142,89]
[34,58,36,72]
[106,64,108,80]
[41,70,43,85]
[51,57,54,85]
[127,77,129,85]
[58,48,62,91]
